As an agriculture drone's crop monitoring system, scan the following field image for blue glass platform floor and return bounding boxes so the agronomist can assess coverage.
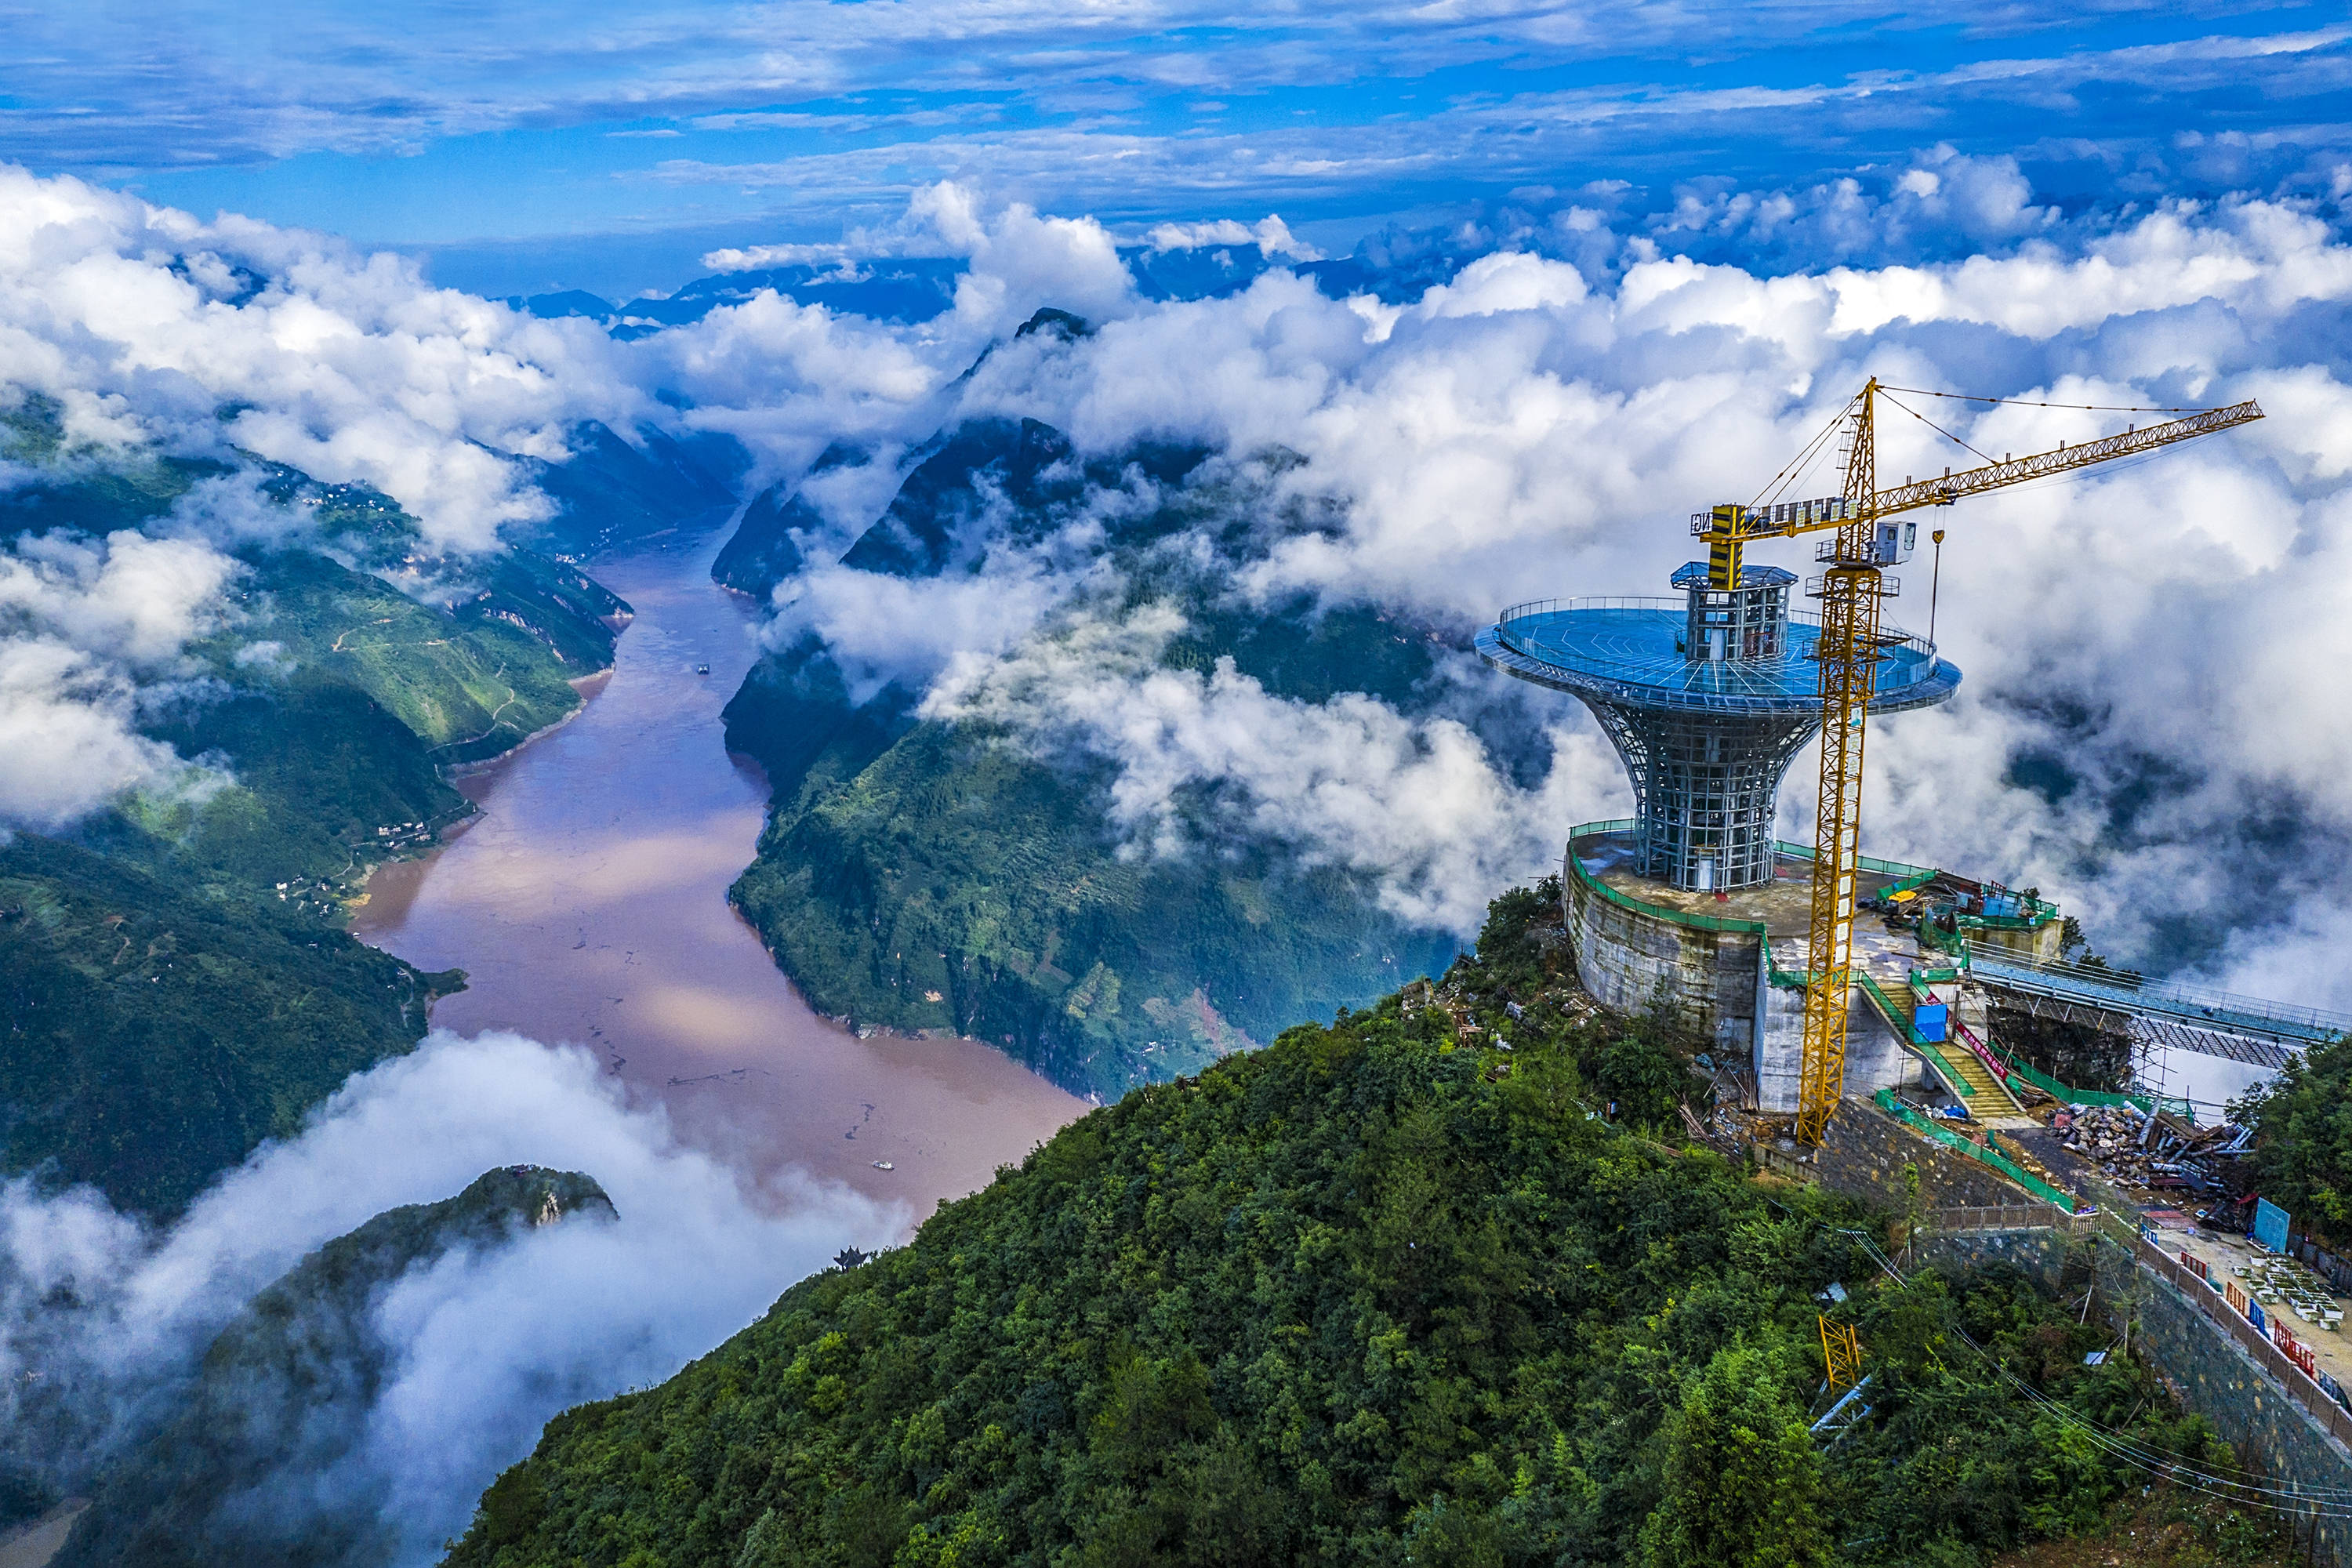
[1476,600,1959,714]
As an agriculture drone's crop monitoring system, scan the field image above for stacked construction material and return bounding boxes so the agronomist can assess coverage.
[2057,1104,2149,1176]
[2056,1102,2252,1192]
[2237,1254,2347,1334]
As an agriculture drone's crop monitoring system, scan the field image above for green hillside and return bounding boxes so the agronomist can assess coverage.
[54,1167,615,1568]
[721,406,1463,1098]
[0,834,459,1215]
[0,405,642,1213]
[733,723,1454,1099]
[448,888,2271,1568]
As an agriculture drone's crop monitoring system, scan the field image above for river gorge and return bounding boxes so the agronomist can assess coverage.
[352,527,1086,1225]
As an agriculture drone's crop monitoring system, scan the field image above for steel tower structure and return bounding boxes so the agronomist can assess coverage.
[1476,557,1958,894]
[1487,379,2263,1144]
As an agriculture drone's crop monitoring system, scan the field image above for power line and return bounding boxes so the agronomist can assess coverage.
[1828,1229,2352,1512]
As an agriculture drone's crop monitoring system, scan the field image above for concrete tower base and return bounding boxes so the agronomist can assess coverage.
[1563,822,1954,1112]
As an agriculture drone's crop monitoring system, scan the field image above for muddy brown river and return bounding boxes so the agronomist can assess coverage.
[352,532,1085,1223]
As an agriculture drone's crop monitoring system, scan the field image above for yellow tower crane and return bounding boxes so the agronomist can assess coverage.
[1695,380,2263,1145]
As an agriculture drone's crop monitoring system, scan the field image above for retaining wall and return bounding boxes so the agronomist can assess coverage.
[1912,1224,2352,1566]
[1806,1099,2048,1212]
[1566,855,1923,1113]
[1563,859,1760,1061]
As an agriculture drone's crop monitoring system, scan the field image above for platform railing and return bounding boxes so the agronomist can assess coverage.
[1495,600,1940,662]
[1561,821,1772,937]
[1872,1089,2078,1210]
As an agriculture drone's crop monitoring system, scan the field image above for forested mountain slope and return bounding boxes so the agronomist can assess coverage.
[720,354,1467,1102]
[0,398,710,1213]
[53,1167,615,1568]
[450,888,2270,1568]
[0,833,456,1215]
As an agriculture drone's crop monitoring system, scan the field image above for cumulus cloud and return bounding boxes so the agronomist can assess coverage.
[736,177,2352,1007]
[7,154,2343,1000]
[924,604,1624,934]
[772,556,1087,704]
[910,182,1141,339]
[0,1029,899,1564]
[0,638,187,829]
[0,165,645,554]
[1144,215,1323,261]
[0,528,241,826]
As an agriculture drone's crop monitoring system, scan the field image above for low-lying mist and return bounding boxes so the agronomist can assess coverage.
[0,1029,902,1565]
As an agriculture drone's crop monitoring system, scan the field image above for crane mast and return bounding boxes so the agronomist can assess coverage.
[1693,381,2263,1145]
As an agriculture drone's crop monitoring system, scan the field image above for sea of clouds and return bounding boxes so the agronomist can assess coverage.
[4,147,2351,1553]
[7,154,2352,987]
[0,1030,899,1559]
[742,164,2352,998]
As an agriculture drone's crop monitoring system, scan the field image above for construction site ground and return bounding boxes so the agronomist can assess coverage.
[1578,835,1913,938]
[2156,1219,2352,1389]
[1987,1486,2296,1567]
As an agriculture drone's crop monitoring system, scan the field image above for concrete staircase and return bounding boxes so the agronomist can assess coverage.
[1862,965,2031,1123]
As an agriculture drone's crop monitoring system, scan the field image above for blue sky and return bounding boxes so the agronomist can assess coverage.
[5,2,2350,293]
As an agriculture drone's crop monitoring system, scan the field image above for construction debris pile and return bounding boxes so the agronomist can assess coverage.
[2054,1103,2253,1193]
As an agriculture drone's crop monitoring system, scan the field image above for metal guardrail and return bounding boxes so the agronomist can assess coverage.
[1497,599,1940,662]
[1858,972,1976,1102]
[1562,822,1773,937]
[1486,601,1949,716]
[1969,941,2350,1048]
[1873,1089,2078,1211]
[1563,822,1944,960]
[1967,1024,2151,1112]
[1924,1204,2096,1236]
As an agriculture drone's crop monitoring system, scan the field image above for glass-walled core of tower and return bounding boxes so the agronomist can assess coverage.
[1672,561,1795,665]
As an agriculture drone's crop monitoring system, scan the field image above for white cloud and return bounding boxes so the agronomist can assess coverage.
[771,554,1086,704]
[917,183,1142,338]
[0,529,241,827]
[924,605,1624,934]
[0,529,238,667]
[740,183,2352,1004]
[0,1029,901,1563]
[0,165,648,554]
[0,637,185,829]
[1144,214,1323,261]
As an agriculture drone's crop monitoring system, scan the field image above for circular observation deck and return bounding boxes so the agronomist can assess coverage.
[1474,597,1960,714]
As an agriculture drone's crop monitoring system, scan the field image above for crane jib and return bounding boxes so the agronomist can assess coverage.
[1707,398,2263,546]
[1866,399,2264,519]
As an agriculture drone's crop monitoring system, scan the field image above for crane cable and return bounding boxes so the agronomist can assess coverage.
[1879,386,2230,415]
[1743,380,2231,519]
[1748,397,1853,512]
[1878,389,1998,467]
[1828,1229,2352,1515]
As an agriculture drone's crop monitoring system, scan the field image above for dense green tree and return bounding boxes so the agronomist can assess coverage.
[2231,1033,2352,1233]
[1637,1345,1828,1568]
[446,887,2266,1568]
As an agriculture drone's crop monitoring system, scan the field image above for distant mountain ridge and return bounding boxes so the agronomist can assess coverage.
[716,313,1465,1101]
[507,238,1467,339]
